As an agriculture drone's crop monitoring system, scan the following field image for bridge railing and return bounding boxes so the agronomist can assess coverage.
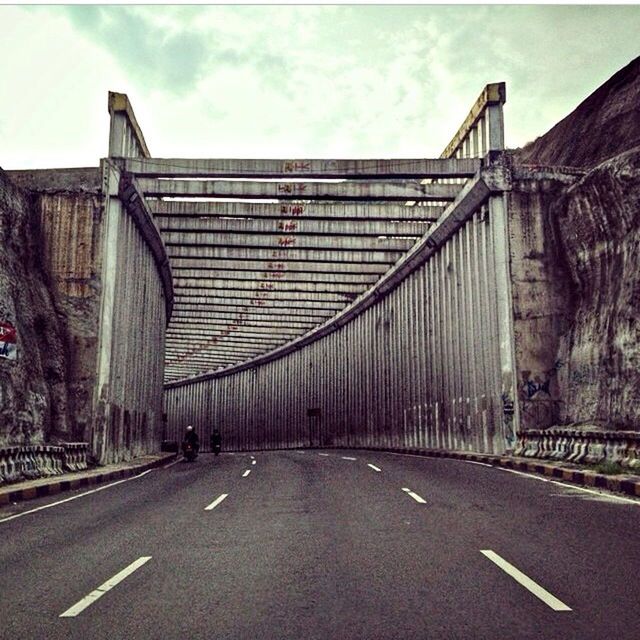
[441,83,506,160]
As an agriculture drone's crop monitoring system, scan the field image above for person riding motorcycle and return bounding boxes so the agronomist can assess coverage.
[182,425,200,459]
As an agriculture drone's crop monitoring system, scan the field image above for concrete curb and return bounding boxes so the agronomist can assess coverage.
[0,452,177,506]
[349,446,640,499]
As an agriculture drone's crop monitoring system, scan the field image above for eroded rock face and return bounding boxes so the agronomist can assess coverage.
[0,169,71,445]
[552,147,640,429]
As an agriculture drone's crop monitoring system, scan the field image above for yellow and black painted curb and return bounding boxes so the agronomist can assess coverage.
[0,453,177,507]
[352,446,640,499]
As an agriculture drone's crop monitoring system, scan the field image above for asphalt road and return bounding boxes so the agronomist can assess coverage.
[1,449,639,640]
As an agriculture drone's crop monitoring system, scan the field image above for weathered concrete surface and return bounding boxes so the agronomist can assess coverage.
[508,151,640,435]
[7,169,103,446]
[552,147,640,430]
[517,56,640,169]
[0,169,72,445]
[506,165,580,430]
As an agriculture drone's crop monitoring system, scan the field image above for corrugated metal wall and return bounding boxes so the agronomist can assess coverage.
[165,198,510,454]
[93,188,167,464]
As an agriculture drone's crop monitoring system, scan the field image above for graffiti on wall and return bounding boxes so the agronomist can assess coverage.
[521,360,564,399]
[0,321,17,360]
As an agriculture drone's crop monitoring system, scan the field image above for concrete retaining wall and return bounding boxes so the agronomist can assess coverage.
[1,164,170,470]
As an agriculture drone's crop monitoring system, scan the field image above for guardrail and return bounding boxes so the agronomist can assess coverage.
[515,428,640,469]
[0,443,90,485]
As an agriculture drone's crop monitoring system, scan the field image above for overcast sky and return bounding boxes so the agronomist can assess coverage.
[1,4,639,169]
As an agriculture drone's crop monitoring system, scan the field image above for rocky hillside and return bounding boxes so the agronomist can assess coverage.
[552,148,640,429]
[0,169,72,445]
[517,55,640,168]
[515,57,640,432]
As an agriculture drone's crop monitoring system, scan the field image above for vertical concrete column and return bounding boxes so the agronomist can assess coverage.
[489,192,519,452]
[93,160,122,460]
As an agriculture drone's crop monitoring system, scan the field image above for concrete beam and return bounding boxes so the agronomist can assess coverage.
[172,269,380,285]
[171,296,344,311]
[166,338,285,353]
[166,356,242,366]
[173,280,366,294]
[166,336,281,350]
[168,258,390,275]
[166,323,306,338]
[171,306,334,320]
[166,246,403,263]
[173,290,355,303]
[150,200,444,221]
[166,345,263,357]
[138,178,461,201]
[170,316,317,330]
[124,157,481,178]
[168,332,291,351]
[157,216,429,238]
[163,231,415,252]
[168,310,331,326]
[165,330,291,344]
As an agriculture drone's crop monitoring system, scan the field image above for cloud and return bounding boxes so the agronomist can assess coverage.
[2,4,640,168]
[59,6,211,93]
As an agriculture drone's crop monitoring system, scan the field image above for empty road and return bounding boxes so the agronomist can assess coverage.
[1,449,639,639]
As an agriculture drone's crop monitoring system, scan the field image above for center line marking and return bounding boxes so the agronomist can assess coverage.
[205,493,229,511]
[59,556,152,617]
[401,487,427,504]
[242,470,251,477]
[341,456,357,461]
[480,550,572,611]
[367,464,382,472]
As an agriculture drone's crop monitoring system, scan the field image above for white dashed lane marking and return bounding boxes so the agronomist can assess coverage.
[242,470,251,477]
[401,488,426,504]
[341,456,357,461]
[480,550,572,611]
[204,494,229,511]
[367,464,382,472]
[59,556,152,618]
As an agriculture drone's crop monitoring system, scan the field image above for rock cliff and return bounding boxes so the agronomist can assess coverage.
[514,56,640,432]
[552,148,640,429]
[0,169,71,445]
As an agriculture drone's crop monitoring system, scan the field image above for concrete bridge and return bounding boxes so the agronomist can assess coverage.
[96,80,604,462]
[1,78,637,471]
[105,83,527,456]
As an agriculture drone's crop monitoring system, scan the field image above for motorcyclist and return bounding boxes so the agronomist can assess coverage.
[182,425,200,457]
